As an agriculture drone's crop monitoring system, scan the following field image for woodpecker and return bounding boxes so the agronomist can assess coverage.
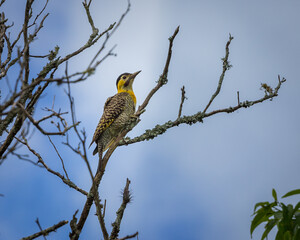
[89,71,141,156]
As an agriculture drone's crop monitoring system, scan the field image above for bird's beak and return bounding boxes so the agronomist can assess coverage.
[129,70,141,81]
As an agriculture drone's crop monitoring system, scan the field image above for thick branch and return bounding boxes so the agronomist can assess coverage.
[0,76,52,157]
[22,0,34,85]
[70,121,134,240]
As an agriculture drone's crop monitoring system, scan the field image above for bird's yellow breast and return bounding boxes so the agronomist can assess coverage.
[118,89,136,106]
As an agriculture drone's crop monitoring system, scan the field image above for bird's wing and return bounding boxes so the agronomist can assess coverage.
[89,93,126,148]
[104,96,113,108]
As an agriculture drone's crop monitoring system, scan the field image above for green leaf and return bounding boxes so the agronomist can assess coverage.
[293,225,300,240]
[276,229,284,240]
[273,188,278,202]
[274,211,283,220]
[292,202,300,215]
[287,204,294,220]
[282,189,300,198]
[283,230,292,240]
[295,212,300,225]
[281,203,292,228]
[253,202,270,213]
[261,219,278,240]
[276,220,286,240]
[251,210,269,236]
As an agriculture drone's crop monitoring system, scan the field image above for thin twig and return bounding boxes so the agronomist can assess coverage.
[82,0,98,35]
[35,218,47,240]
[94,188,109,240]
[42,44,117,85]
[136,26,179,116]
[116,232,139,240]
[14,136,88,196]
[177,85,186,119]
[103,199,107,218]
[203,34,233,114]
[57,22,115,66]
[36,109,68,125]
[47,136,69,179]
[29,0,49,28]
[10,151,43,167]
[21,220,68,240]
[65,62,94,180]
[16,103,80,136]
[87,0,130,69]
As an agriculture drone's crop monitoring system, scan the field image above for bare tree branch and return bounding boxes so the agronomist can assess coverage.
[20,220,68,240]
[64,62,94,180]
[50,0,130,85]
[94,188,109,240]
[203,34,233,114]
[110,178,132,240]
[35,218,47,240]
[0,123,33,165]
[0,79,51,157]
[47,136,69,179]
[14,136,88,196]
[0,0,6,8]
[16,103,80,136]
[22,0,34,86]
[116,232,139,240]
[29,0,49,28]
[69,26,180,240]
[136,26,180,117]
[1,1,287,239]
[177,85,187,119]
[70,125,132,240]
[0,0,117,159]
[120,75,286,146]
[57,23,115,66]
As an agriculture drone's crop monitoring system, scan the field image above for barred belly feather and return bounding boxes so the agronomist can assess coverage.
[91,92,135,155]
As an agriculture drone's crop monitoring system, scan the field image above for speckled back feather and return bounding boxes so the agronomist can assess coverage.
[89,93,128,148]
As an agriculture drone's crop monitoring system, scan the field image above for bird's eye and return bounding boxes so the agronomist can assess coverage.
[122,76,127,80]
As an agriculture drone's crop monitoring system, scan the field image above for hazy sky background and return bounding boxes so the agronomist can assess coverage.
[1,0,300,239]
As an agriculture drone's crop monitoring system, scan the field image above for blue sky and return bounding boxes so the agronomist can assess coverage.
[1,0,300,239]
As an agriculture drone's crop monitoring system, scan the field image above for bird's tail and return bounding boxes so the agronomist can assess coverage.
[96,144,103,173]
[92,144,98,155]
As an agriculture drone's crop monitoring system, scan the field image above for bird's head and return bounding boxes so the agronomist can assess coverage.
[116,71,141,106]
[116,71,141,93]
